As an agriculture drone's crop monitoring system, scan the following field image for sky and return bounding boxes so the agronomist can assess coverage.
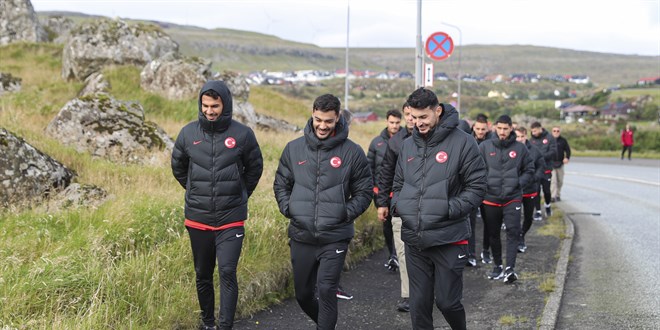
[31,0,660,56]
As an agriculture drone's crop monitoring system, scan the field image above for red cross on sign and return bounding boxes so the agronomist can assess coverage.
[425,32,454,61]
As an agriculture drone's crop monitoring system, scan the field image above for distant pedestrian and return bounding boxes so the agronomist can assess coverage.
[621,124,634,160]
[551,126,571,201]
[479,115,534,284]
[515,127,546,253]
[368,109,402,272]
[376,102,414,313]
[392,88,487,330]
[529,122,557,219]
[273,94,372,330]
[171,80,264,330]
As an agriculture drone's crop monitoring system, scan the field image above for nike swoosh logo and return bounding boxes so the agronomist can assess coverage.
[458,254,466,259]
[236,233,244,238]
[193,140,202,145]
[407,157,414,162]
[336,249,345,254]
[298,160,307,165]
[515,207,521,210]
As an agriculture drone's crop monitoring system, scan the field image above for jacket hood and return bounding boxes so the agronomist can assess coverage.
[380,126,399,140]
[494,130,517,148]
[412,103,459,147]
[198,80,232,132]
[303,114,349,151]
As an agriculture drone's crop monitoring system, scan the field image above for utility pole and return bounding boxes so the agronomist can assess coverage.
[344,1,350,110]
[415,0,423,88]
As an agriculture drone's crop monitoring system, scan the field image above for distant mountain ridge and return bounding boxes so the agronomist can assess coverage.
[39,11,658,86]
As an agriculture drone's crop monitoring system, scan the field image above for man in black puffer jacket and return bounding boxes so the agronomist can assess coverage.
[529,121,557,219]
[479,115,534,285]
[392,88,487,330]
[515,126,546,253]
[273,94,372,330]
[171,80,264,330]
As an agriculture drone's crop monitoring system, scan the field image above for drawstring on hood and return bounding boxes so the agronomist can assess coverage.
[198,80,233,133]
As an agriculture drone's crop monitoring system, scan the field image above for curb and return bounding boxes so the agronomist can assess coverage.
[539,214,575,329]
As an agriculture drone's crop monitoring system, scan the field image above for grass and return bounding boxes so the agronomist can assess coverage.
[539,276,556,293]
[498,314,529,326]
[536,209,566,239]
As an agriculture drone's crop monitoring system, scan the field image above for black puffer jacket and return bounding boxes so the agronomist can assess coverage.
[479,131,534,205]
[529,128,557,175]
[375,127,412,208]
[391,105,487,249]
[273,116,372,245]
[171,80,264,227]
[368,127,399,189]
[523,141,546,195]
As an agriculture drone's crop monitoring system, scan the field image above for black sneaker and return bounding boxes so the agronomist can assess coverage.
[396,298,410,312]
[467,256,477,267]
[517,243,527,253]
[200,324,218,330]
[488,265,504,280]
[481,251,492,264]
[503,267,518,284]
[336,285,353,300]
[533,210,543,221]
[385,255,399,272]
[545,205,552,217]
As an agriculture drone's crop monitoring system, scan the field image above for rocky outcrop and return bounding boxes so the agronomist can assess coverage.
[45,183,108,211]
[61,18,179,80]
[0,128,75,208]
[78,72,111,97]
[0,72,22,95]
[40,15,74,43]
[140,52,211,100]
[45,93,174,165]
[0,0,47,45]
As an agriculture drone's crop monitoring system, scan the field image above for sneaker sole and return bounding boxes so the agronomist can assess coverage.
[337,295,353,300]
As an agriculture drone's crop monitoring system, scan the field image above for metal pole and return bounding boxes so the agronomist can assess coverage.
[415,0,423,88]
[344,1,350,110]
[442,22,462,112]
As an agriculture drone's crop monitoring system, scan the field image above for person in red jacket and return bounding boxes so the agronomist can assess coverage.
[621,124,634,160]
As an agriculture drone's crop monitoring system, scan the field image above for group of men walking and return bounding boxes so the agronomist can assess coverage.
[171,80,570,330]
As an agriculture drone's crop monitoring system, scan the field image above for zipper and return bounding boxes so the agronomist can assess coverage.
[314,148,320,238]
[211,131,216,224]
[416,143,428,237]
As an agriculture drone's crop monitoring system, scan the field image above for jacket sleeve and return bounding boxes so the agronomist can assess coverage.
[534,151,547,182]
[449,139,487,220]
[242,129,263,197]
[273,144,293,218]
[546,135,558,164]
[346,146,373,222]
[375,144,396,207]
[518,148,535,189]
[367,139,377,187]
[564,138,571,160]
[171,131,189,189]
[390,149,405,214]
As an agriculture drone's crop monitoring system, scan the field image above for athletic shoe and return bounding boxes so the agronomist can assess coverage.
[501,223,506,231]
[336,286,353,300]
[533,210,543,221]
[487,265,504,280]
[481,251,492,264]
[385,255,399,272]
[397,298,410,312]
[545,205,552,217]
[517,243,527,253]
[556,196,561,202]
[503,267,518,283]
[200,325,218,330]
[467,257,477,267]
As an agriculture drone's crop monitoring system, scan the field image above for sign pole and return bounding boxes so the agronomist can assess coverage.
[415,0,423,88]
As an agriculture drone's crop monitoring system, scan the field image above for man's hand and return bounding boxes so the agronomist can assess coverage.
[377,207,389,222]
[563,158,569,164]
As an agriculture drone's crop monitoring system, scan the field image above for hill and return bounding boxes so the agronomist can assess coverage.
[39,11,658,87]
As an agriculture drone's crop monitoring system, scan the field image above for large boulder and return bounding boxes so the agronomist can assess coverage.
[0,128,75,209]
[140,52,212,100]
[45,93,174,165]
[77,72,111,97]
[0,72,22,95]
[0,0,47,45]
[61,18,179,80]
[40,15,75,43]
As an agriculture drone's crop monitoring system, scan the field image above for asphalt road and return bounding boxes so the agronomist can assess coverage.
[556,157,660,328]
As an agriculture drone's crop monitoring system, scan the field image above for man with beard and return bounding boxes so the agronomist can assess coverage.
[529,122,557,219]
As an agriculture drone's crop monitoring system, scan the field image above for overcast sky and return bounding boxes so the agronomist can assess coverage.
[32,0,659,56]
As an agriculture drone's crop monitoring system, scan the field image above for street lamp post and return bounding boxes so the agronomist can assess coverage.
[345,1,350,111]
[441,22,462,112]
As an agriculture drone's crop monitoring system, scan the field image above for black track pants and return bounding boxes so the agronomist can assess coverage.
[187,226,244,328]
[482,202,521,269]
[290,239,349,330]
[383,215,395,257]
[522,195,536,238]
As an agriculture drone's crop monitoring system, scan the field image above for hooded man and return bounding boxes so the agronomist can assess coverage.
[171,80,264,330]
[273,94,372,330]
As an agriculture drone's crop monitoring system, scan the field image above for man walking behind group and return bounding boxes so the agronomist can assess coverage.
[551,126,571,202]
[621,123,634,160]
[171,80,264,330]
[529,122,557,219]
[273,94,372,330]
[392,88,486,330]
[479,115,534,283]
[515,127,546,253]
[368,109,402,271]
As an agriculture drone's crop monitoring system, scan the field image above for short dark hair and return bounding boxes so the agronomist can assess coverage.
[495,115,512,126]
[401,101,409,110]
[515,127,527,134]
[476,113,488,122]
[530,121,542,129]
[313,94,341,114]
[202,89,221,100]
[386,109,402,120]
[406,88,439,110]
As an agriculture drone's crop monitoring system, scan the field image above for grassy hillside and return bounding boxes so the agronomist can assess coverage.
[0,42,383,329]
[39,11,659,86]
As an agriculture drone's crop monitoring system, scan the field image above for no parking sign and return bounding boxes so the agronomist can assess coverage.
[425,32,454,61]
